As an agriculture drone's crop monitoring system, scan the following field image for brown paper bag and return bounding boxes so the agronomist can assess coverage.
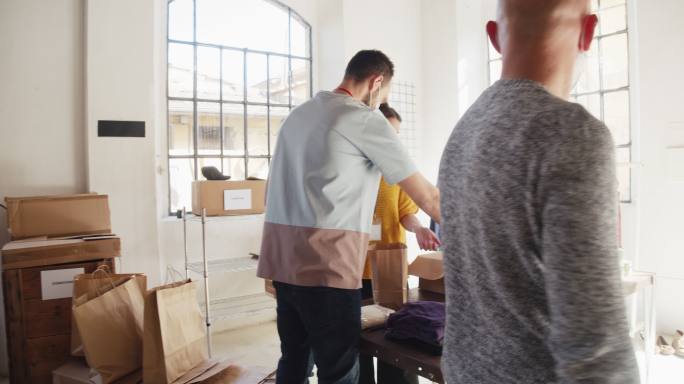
[143,279,209,384]
[71,267,147,356]
[368,243,408,310]
[73,277,145,384]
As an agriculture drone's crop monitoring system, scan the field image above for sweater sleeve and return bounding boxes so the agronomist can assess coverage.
[539,111,639,384]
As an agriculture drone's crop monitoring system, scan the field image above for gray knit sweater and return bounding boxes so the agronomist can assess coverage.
[438,79,639,383]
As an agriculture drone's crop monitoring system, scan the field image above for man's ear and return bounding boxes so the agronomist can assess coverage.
[580,14,598,51]
[370,75,384,92]
[486,21,501,54]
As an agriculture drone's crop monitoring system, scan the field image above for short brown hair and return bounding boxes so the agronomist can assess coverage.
[344,50,394,82]
[379,103,402,123]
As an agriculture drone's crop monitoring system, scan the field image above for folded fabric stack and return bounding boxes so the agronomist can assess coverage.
[385,301,445,356]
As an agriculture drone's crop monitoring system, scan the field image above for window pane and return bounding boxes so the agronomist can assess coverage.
[291,59,311,106]
[222,50,244,102]
[616,147,631,201]
[247,53,268,103]
[599,4,627,35]
[196,0,289,54]
[604,90,630,146]
[168,0,193,42]
[197,102,221,155]
[600,33,629,89]
[170,158,195,212]
[269,56,290,105]
[168,43,194,98]
[169,101,194,156]
[489,60,502,86]
[248,158,269,180]
[573,40,600,94]
[223,158,245,180]
[198,157,223,180]
[247,106,268,156]
[223,103,245,156]
[290,14,310,57]
[576,93,601,119]
[269,107,289,154]
[197,46,220,100]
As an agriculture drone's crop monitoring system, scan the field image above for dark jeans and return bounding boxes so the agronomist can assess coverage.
[359,279,419,384]
[274,281,361,384]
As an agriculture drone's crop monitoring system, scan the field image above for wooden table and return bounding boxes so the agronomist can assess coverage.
[360,289,445,383]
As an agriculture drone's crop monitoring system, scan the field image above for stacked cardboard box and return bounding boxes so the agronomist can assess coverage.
[192,180,266,216]
[1,194,120,384]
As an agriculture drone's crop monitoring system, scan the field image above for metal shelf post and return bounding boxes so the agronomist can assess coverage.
[182,207,189,280]
[201,208,213,357]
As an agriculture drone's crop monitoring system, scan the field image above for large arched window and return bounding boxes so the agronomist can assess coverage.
[167,0,312,213]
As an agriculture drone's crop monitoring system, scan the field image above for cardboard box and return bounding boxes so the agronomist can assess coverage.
[1,236,120,270]
[6,194,111,240]
[408,252,445,295]
[192,180,266,216]
[3,259,115,384]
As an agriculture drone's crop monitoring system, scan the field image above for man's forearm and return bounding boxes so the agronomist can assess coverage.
[417,187,441,224]
[400,214,423,233]
[398,173,441,223]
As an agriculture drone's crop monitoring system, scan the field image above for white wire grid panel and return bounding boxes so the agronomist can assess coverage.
[388,81,418,158]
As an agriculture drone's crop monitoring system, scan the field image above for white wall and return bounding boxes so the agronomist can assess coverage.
[419,0,489,183]
[0,0,87,237]
[85,0,164,284]
[0,0,87,375]
[316,0,345,91]
[632,0,684,332]
[342,0,425,167]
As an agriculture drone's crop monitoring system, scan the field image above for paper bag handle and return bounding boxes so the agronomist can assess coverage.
[165,265,185,284]
[91,266,116,295]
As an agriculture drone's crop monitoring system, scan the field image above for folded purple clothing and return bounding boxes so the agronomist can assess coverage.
[385,301,445,348]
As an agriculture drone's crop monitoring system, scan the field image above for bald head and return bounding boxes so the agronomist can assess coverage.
[498,0,590,44]
[488,0,597,98]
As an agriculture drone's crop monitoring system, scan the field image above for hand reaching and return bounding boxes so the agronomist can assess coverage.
[415,227,440,251]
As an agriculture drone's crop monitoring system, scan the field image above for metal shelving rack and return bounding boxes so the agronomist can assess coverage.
[181,207,274,357]
[622,271,656,384]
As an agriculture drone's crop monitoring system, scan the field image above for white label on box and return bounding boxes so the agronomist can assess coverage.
[224,189,252,210]
[41,268,84,300]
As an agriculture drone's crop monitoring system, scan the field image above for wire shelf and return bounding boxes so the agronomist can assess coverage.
[184,213,265,223]
[187,256,259,275]
[201,293,276,321]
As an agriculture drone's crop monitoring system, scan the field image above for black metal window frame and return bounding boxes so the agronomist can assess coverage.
[166,0,313,215]
[486,0,632,203]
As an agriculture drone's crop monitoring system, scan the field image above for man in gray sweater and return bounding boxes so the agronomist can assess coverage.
[438,0,639,383]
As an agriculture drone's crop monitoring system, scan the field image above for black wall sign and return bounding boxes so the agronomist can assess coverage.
[98,120,145,138]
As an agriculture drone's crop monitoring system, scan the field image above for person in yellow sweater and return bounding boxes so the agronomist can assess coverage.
[359,103,440,384]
